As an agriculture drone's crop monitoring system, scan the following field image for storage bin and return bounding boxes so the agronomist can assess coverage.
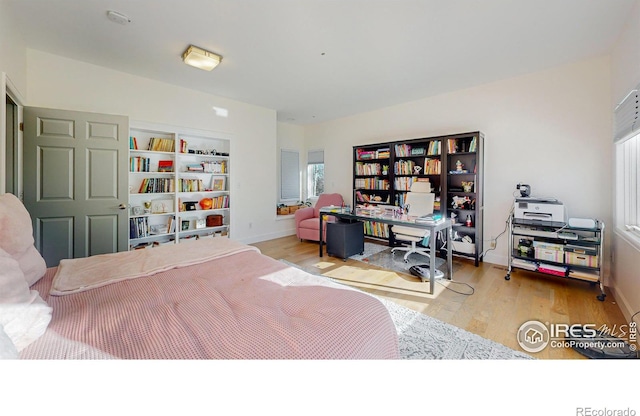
[565,252,599,268]
[288,205,301,214]
[452,241,476,255]
[277,206,289,215]
[533,241,564,251]
[535,247,564,263]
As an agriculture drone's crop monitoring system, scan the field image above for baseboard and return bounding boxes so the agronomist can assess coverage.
[238,229,296,245]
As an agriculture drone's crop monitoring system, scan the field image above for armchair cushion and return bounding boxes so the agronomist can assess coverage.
[295,193,344,242]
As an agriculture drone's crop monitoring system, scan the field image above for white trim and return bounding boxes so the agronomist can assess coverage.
[1,72,25,197]
[614,227,640,252]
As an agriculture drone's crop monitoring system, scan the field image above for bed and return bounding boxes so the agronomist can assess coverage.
[0,193,399,359]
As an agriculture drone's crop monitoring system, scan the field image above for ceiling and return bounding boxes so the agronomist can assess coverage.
[4,0,638,125]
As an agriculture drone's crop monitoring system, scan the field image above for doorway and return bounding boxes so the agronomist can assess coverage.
[5,94,18,196]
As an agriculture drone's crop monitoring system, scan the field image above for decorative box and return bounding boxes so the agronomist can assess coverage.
[206,215,223,227]
[565,252,599,268]
[277,206,289,215]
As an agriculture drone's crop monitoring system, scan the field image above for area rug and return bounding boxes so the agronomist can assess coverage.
[323,242,451,295]
[351,242,447,275]
[377,297,532,359]
[280,259,532,360]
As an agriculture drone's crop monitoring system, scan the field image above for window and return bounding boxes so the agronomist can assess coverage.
[307,150,324,198]
[280,149,300,201]
[614,85,639,241]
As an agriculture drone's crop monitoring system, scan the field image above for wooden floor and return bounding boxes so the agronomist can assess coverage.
[252,235,628,359]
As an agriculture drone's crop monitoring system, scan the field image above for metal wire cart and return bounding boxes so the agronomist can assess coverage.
[505,216,606,301]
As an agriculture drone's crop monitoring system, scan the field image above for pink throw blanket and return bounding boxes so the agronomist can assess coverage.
[51,237,258,295]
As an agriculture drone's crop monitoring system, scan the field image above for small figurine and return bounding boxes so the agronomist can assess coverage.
[462,181,474,193]
[456,160,463,172]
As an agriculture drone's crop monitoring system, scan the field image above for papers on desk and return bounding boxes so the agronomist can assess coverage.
[414,213,445,224]
[323,205,344,213]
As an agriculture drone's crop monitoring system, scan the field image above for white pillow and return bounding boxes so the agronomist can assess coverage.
[0,249,52,352]
[0,293,52,352]
[0,323,18,359]
[0,248,32,304]
[0,193,47,285]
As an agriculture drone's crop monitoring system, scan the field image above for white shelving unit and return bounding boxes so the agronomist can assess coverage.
[128,123,231,249]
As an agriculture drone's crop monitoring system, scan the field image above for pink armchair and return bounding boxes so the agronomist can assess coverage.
[295,193,344,242]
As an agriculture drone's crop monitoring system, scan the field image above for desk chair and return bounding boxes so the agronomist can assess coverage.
[391,181,435,262]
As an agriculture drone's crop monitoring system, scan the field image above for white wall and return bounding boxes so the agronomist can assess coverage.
[305,56,613,270]
[24,50,282,244]
[0,0,27,96]
[610,1,640,321]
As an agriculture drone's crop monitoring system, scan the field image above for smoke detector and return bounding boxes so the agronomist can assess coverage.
[106,10,131,25]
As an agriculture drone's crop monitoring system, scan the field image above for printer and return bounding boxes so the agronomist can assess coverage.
[514,197,565,222]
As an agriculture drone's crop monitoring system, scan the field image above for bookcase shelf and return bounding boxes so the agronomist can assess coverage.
[353,131,484,265]
[128,123,231,250]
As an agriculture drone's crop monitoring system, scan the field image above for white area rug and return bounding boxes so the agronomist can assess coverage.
[378,297,532,359]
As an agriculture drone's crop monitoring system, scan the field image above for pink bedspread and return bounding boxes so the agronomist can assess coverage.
[21,248,399,359]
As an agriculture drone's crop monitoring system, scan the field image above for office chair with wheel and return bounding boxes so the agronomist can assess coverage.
[391,181,435,262]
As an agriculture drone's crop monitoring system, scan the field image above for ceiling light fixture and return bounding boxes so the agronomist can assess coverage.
[182,45,222,71]
[106,10,131,25]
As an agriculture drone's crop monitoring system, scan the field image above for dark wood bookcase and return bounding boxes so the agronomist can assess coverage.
[352,131,484,265]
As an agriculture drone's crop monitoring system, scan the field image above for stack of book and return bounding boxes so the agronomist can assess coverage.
[415,213,444,224]
[186,163,204,172]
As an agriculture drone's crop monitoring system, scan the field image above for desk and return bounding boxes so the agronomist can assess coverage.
[319,207,453,295]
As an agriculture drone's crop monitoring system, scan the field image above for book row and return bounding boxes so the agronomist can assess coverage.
[138,178,175,193]
[362,221,390,239]
[447,137,477,153]
[355,162,386,176]
[394,160,416,175]
[130,136,176,152]
[356,147,390,160]
[355,178,390,190]
[394,142,441,157]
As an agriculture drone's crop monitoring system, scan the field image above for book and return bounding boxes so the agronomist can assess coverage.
[158,160,174,172]
[415,213,445,224]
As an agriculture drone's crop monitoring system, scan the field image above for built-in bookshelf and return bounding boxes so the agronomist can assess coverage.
[128,123,231,250]
[353,131,484,265]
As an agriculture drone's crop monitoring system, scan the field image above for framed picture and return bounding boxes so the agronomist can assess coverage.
[132,206,144,216]
[181,220,190,231]
[196,219,206,229]
[212,177,226,191]
[151,199,173,214]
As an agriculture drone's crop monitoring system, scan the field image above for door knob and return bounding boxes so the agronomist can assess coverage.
[119,204,127,210]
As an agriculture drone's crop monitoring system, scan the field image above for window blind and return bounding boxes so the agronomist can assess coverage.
[280,149,300,200]
[614,85,639,142]
[308,149,324,164]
